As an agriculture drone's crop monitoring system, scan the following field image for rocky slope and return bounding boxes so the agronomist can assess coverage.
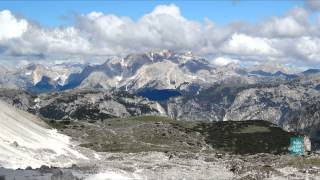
[0,88,166,122]
[164,75,320,144]
[0,100,88,169]
[283,98,320,148]
[2,151,320,180]
[223,77,320,125]
[62,50,254,92]
[36,90,166,121]
[0,89,36,112]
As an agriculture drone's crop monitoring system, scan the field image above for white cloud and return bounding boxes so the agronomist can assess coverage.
[213,57,239,66]
[0,4,320,67]
[221,33,279,57]
[294,37,320,62]
[250,7,310,38]
[0,10,28,41]
[2,26,90,58]
[259,16,306,37]
[75,4,203,55]
[149,4,182,18]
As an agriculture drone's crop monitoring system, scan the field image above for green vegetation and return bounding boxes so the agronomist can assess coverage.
[48,120,71,129]
[234,125,271,134]
[50,116,294,155]
[191,120,293,154]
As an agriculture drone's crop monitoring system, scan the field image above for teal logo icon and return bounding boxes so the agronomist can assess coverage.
[289,136,304,155]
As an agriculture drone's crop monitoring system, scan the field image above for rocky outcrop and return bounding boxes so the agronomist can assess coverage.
[0,89,36,112]
[36,90,166,121]
[282,99,320,147]
[166,76,320,144]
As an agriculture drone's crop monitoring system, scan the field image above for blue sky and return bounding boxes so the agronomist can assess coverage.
[0,0,304,27]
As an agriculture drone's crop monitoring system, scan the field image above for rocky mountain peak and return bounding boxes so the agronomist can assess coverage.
[148,49,173,60]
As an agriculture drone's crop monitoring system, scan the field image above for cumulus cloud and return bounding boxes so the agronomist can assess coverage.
[75,4,203,55]
[0,10,28,41]
[0,4,320,67]
[221,33,279,57]
[247,7,310,38]
[1,26,90,58]
[294,37,320,62]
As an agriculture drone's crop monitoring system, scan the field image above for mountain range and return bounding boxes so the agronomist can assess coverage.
[1,50,315,93]
[1,50,320,147]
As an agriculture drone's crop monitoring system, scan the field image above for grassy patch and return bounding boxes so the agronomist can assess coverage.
[52,116,294,155]
[118,115,175,123]
[47,120,72,129]
[190,120,293,154]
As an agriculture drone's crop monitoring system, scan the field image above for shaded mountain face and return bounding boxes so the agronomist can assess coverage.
[0,63,83,92]
[0,89,166,122]
[302,69,320,76]
[35,90,165,121]
[249,70,298,81]
[164,75,320,145]
[137,89,181,101]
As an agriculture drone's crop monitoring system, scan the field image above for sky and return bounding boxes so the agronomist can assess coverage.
[1,0,320,68]
[0,0,305,27]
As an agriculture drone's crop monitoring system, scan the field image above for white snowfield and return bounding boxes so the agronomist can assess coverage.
[0,100,87,169]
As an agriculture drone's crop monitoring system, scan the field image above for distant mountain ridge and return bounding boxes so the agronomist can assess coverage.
[0,50,318,95]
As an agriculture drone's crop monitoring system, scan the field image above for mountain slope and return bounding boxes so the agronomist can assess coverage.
[36,90,166,121]
[164,75,320,147]
[0,100,87,169]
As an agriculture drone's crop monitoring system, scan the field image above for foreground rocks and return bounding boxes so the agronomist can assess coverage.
[0,114,319,179]
[1,152,320,180]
